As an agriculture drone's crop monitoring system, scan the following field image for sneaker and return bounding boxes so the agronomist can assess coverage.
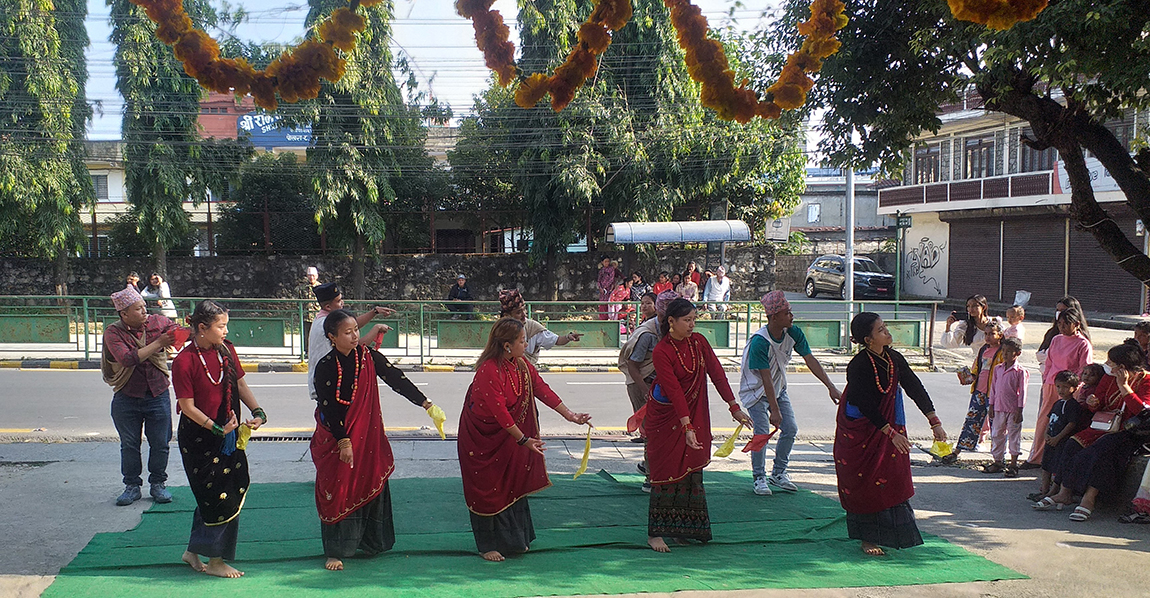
[637,462,648,475]
[753,477,773,496]
[150,483,173,504]
[642,482,652,493]
[769,473,799,492]
[115,485,142,506]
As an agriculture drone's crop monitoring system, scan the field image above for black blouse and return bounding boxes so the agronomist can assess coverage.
[314,347,427,440]
[845,348,935,430]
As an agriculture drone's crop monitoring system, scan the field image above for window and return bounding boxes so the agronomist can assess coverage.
[1106,112,1135,152]
[964,134,996,179]
[807,203,821,223]
[90,174,109,202]
[1019,128,1056,172]
[86,235,108,257]
[914,143,941,183]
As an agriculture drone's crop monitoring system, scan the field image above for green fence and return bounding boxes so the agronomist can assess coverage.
[0,295,940,365]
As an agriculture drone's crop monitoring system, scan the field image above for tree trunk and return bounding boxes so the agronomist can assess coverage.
[352,234,366,300]
[53,251,69,297]
[544,248,559,301]
[153,242,167,278]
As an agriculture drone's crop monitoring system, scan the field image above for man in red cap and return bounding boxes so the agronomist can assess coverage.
[738,290,841,495]
[102,286,178,506]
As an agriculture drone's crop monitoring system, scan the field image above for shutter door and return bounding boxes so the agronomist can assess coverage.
[949,219,1002,302]
[1068,205,1143,314]
[1002,216,1066,309]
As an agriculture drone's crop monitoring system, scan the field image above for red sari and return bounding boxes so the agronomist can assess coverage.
[458,356,562,515]
[647,333,738,484]
[310,348,395,524]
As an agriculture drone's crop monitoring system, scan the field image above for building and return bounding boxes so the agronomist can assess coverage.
[789,167,895,254]
[877,92,1148,313]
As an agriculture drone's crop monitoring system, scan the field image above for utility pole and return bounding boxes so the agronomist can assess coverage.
[844,169,855,344]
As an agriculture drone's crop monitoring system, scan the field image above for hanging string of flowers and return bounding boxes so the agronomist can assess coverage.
[130,0,378,110]
[663,0,847,123]
[947,0,1048,30]
[457,0,633,111]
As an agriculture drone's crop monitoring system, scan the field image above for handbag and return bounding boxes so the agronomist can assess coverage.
[1123,409,1150,436]
[1091,406,1124,433]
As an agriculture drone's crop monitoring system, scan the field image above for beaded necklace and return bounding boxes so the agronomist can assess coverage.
[335,345,361,406]
[866,347,895,395]
[670,334,701,374]
[196,342,224,385]
[504,357,527,398]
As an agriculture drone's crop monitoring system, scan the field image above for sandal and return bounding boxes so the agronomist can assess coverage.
[1003,465,1019,478]
[1118,512,1150,524]
[1026,491,1047,502]
[1032,497,1064,511]
[939,453,959,465]
[982,462,1005,474]
[1069,506,1092,522]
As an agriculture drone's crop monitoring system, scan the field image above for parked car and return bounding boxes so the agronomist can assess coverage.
[804,255,895,299]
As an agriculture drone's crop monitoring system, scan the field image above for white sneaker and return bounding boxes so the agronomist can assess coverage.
[753,477,773,496]
[769,473,798,492]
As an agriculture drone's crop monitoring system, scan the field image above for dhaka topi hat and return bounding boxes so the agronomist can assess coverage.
[313,282,340,304]
[111,287,143,312]
[499,289,525,316]
[655,290,680,317]
[760,291,790,317]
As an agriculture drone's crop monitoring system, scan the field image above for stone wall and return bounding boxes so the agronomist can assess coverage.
[774,253,896,293]
[0,245,777,302]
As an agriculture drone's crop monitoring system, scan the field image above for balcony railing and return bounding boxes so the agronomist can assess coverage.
[878,171,1053,209]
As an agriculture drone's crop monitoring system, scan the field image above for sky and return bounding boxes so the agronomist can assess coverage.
[82,0,784,140]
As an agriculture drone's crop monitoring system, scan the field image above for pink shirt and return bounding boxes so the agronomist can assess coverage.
[989,362,1028,411]
[1002,322,1025,343]
[1042,333,1092,385]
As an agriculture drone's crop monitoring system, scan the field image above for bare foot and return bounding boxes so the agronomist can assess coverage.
[647,536,671,553]
[861,541,886,556]
[481,550,505,562]
[325,558,344,571]
[204,558,244,578]
[181,551,206,572]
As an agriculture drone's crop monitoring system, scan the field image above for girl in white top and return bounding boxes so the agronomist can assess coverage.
[140,273,178,318]
[941,294,992,357]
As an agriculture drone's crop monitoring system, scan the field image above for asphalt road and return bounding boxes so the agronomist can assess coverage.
[1,368,1043,440]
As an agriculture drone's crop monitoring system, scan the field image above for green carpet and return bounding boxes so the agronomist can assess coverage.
[45,471,1024,597]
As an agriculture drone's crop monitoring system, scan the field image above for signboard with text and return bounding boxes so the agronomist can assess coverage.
[238,112,312,149]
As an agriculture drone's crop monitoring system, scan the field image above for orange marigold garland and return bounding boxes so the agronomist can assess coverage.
[947,0,1048,30]
[457,0,633,111]
[130,0,375,110]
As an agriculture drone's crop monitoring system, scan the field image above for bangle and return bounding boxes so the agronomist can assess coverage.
[211,423,225,437]
[684,423,696,432]
[881,425,895,437]
[927,415,941,428]
[252,407,267,423]
[517,435,531,446]
[337,438,352,450]
[727,401,741,414]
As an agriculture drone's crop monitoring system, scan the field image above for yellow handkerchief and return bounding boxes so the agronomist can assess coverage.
[573,425,592,480]
[713,424,744,458]
[236,424,252,451]
[928,440,953,458]
[427,404,447,440]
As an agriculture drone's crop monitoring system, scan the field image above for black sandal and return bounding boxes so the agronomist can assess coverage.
[983,462,1005,474]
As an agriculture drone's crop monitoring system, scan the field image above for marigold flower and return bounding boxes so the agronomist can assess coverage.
[768,81,806,110]
[787,51,822,73]
[515,73,551,108]
[757,102,782,119]
[578,22,612,54]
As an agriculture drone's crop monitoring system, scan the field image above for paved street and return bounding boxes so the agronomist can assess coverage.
[4,369,1040,441]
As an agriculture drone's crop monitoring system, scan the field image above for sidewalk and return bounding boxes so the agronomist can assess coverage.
[2,437,1148,598]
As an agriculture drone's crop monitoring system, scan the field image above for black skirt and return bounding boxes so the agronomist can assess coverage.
[469,498,535,555]
[321,483,395,559]
[648,471,712,542]
[188,507,240,560]
[845,501,924,549]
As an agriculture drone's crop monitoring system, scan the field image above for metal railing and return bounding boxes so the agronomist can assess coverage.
[0,295,941,364]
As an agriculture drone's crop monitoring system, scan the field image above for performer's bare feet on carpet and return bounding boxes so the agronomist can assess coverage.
[181,551,206,572]
[481,550,505,562]
[861,541,886,556]
[204,557,244,578]
[325,558,344,571]
[647,536,671,553]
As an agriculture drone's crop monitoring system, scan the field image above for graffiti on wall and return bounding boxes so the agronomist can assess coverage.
[906,237,946,296]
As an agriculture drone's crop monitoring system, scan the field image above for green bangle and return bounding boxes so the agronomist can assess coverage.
[211,423,225,437]
[253,407,267,423]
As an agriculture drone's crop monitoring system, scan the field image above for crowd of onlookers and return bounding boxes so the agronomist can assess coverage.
[941,294,1150,524]
[596,256,733,331]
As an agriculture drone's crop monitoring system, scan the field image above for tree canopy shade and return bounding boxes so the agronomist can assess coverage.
[768,0,1150,285]
[214,152,320,255]
[0,0,92,289]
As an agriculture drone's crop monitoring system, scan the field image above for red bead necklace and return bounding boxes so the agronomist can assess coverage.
[196,343,224,385]
[505,357,527,397]
[866,348,895,395]
[670,334,700,374]
[335,345,361,406]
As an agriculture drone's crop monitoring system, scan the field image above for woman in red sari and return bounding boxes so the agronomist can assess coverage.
[311,309,440,571]
[645,297,753,553]
[458,317,592,562]
[835,312,948,556]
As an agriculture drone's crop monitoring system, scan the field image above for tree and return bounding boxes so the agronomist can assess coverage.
[451,0,804,295]
[110,0,215,275]
[768,0,1150,283]
[0,0,92,291]
[215,152,321,254]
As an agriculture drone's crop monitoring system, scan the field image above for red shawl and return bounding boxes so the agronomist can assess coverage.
[458,357,557,516]
[647,333,736,484]
[833,359,914,515]
[310,348,395,524]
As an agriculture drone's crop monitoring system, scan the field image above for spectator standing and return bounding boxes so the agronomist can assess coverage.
[630,272,651,300]
[652,272,673,295]
[675,269,699,302]
[1024,309,1092,468]
[703,266,732,312]
[1037,297,1091,373]
[941,294,991,356]
[984,337,1028,477]
[597,256,617,321]
[1133,321,1150,361]
[447,274,475,319]
[300,266,322,352]
[101,286,177,506]
[686,261,702,286]
[1003,305,1026,343]
[140,273,178,318]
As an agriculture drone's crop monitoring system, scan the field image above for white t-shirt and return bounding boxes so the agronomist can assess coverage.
[307,311,331,399]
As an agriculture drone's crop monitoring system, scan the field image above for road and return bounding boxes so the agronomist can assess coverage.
[1,368,1041,440]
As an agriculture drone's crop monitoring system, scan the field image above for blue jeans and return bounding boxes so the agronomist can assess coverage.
[747,388,798,478]
[111,389,172,486]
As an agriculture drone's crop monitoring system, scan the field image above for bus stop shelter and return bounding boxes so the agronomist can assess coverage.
[606,220,751,269]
